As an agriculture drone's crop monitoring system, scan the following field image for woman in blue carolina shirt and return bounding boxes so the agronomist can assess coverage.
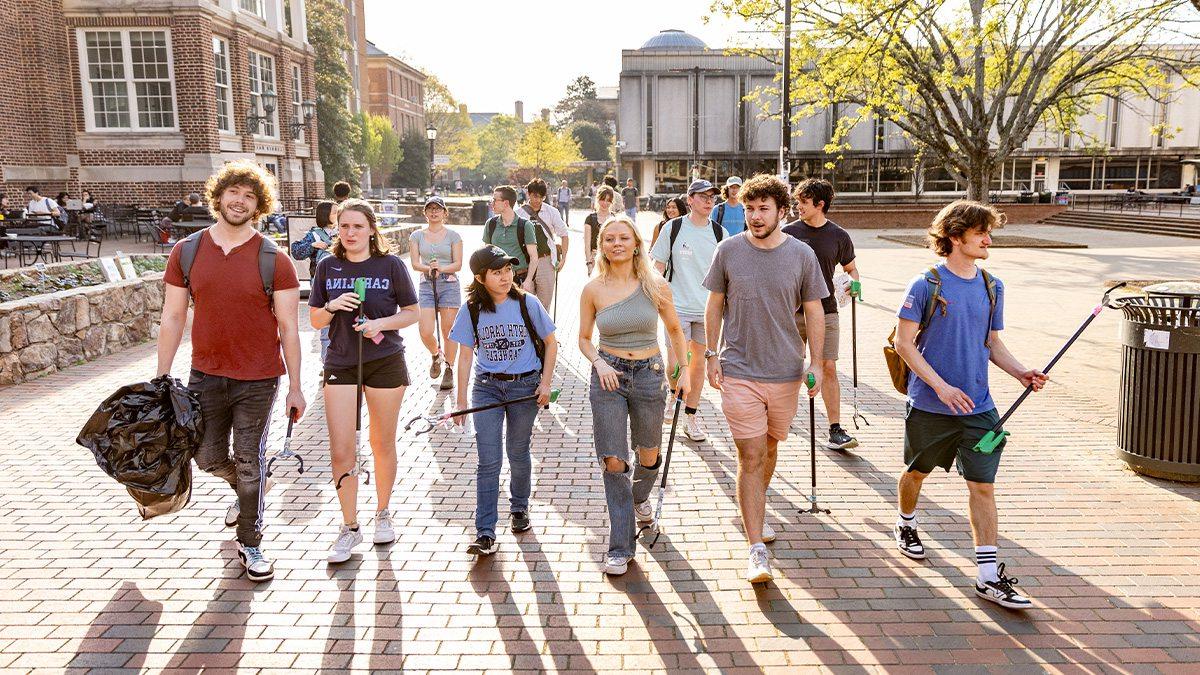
[448,245,558,558]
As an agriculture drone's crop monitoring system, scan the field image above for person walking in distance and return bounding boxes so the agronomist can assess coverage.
[651,195,688,247]
[621,178,639,220]
[156,160,305,582]
[892,201,1046,609]
[517,178,570,310]
[702,174,828,584]
[409,196,463,391]
[583,186,616,274]
[578,215,689,575]
[649,179,726,442]
[449,246,558,557]
[712,176,746,235]
[310,200,420,563]
[556,179,572,224]
[782,179,861,450]
[482,185,539,291]
[289,200,338,361]
[603,175,625,213]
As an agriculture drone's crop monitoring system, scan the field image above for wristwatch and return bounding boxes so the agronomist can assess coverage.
[703,349,718,360]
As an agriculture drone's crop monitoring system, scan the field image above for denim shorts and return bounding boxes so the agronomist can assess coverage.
[590,352,668,458]
[418,274,461,309]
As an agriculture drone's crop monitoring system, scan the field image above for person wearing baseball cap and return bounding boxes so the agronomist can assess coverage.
[714,176,746,235]
[648,178,727,443]
[409,195,464,391]
[448,245,559,558]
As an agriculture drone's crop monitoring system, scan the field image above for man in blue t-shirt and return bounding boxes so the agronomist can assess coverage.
[891,200,1047,610]
[712,176,746,235]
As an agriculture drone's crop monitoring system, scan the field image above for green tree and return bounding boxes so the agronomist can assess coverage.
[356,113,401,189]
[553,75,610,128]
[569,121,611,161]
[392,130,431,188]
[516,119,583,175]
[424,76,482,170]
[306,0,361,193]
[477,114,524,179]
[717,0,1199,200]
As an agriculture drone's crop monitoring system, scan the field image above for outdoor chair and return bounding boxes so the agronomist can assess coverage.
[60,225,105,260]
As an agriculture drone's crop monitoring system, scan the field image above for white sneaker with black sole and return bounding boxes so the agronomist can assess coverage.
[373,509,395,545]
[236,543,274,582]
[761,521,776,544]
[826,424,859,450]
[975,563,1032,609]
[327,525,362,564]
[895,524,926,560]
[684,416,706,442]
[224,476,273,528]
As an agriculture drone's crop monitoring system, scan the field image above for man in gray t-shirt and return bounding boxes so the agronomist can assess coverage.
[701,174,828,585]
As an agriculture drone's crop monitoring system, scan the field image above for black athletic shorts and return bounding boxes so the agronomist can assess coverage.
[903,404,1004,483]
[323,351,410,388]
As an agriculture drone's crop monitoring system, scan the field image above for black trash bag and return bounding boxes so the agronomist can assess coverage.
[76,375,204,519]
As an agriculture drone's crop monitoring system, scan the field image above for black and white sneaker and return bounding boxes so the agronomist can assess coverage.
[895,524,926,560]
[975,563,1032,609]
[826,424,859,450]
[510,511,532,533]
[466,536,498,556]
[236,543,274,582]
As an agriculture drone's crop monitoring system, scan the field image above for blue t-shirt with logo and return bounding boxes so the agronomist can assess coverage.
[896,264,1004,416]
[448,293,555,375]
[309,254,418,369]
[718,202,746,235]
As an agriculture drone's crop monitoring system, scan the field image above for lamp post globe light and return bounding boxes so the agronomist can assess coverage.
[426,123,438,194]
[290,99,316,140]
[245,87,277,135]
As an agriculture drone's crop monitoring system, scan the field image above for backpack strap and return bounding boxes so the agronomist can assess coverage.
[514,217,529,264]
[468,302,481,348]
[711,220,725,242]
[483,216,497,243]
[980,267,998,347]
[918,266,946,330]
[518,292,546,372]
[178,231,206,296]
[665,216,684,282]
[714,202,725,226]
[258,235,278,301]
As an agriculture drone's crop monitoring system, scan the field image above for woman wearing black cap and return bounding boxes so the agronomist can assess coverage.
[447,245,558,557]
[409,196,463,390]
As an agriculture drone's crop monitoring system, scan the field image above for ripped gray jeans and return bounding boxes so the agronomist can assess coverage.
[589,352,667,557]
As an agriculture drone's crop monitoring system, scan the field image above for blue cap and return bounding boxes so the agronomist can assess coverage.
[423,195,446,210]
[687,179,718,195]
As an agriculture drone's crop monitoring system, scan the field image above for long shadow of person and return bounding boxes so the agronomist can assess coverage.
[65,581,162,672]
[319,565,358,672]
[161,541,254,672]
[516,531,598,674]
[466,553,560,671]
[369,548,403,670]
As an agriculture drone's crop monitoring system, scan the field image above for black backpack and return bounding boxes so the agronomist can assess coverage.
[664,216,726,282]
[179,230,278,304]
[483,215,540,266]
[467,290,546,372]
[517,205,555,257]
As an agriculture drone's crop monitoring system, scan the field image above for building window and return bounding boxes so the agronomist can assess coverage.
[1107,96,1121,148]
[239,0,264,18]
[213,37,231,132]
[79,29,175,131]
[292,64,304,142]
[283,0,294,37]
[645,79,654,153]
[873,116,886,152]
[248,50,277,137]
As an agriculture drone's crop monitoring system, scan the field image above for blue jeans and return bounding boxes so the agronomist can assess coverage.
[590,353,667,557]
[557,202,569,224]
[472,372,540,538]
[625,206,637,220]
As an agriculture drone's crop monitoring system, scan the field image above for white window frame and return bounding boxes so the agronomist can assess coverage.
[873,116,887,152]
[292,64,304,142]
[213,37,232,133]
[77,28,177,132]
[238,0,264,19]
[248,49,278,139]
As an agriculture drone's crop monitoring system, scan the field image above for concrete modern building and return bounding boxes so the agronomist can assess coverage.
[619,29,1200,197]
[365,42,426,136]
[0,0,323,207]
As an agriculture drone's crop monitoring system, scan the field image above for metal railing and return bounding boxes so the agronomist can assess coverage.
[1068,193,1200,219]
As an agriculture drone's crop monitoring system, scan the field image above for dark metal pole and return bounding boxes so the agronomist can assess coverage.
[428,137,435,192]
[780,0,792,179]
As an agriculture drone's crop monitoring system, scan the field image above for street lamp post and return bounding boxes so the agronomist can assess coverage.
[426,123,438,195]
[245,87,277,135]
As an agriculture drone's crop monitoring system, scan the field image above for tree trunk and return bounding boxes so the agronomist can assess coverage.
[966,158,992,203]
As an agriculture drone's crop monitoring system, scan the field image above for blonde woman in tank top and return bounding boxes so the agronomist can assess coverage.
[577,214,690,576]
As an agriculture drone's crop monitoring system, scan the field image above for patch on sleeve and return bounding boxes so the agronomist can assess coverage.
[903,294,915,309]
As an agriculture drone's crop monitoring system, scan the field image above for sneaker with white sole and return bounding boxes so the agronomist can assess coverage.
[373,509,395,545]
[429,352,443,379]
[761,521,776,544]
[975,563,1032,609]
[747,545,772,583]
[826,424,859,450]
[684,415,706,442]
[466,535,498,556]
[327,525,363,564]
[895,524,926,560]
[237,543,274,582]
[663,395,677,423]
[603,554,633,576]
[634,500,655,524]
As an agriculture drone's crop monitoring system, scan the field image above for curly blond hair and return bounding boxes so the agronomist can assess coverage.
[204,159,279,222]
[927,200,1005,257]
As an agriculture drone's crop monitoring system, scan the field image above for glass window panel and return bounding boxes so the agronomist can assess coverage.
[213,37,231,132]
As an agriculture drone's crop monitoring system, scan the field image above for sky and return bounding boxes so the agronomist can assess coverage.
[363,0,760,120]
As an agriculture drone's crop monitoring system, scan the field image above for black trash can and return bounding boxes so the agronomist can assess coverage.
[471,199,490,225]
[1116,282,1200,482]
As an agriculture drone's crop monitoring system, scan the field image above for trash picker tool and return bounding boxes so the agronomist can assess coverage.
[800,372,830,515]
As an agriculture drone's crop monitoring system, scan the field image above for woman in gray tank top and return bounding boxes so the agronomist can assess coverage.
[577,214,690,576]
[408,197,463,391]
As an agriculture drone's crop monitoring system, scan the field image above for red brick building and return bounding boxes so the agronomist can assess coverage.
[366,41,426,136]
[0,0,324,209]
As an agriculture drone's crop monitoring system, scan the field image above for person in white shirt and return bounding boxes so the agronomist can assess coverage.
[556,180,572,224]
[517,178,570,310]
[25,185,60,228]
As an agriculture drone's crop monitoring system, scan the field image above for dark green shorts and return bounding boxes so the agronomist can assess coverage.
[903,405,1004,483]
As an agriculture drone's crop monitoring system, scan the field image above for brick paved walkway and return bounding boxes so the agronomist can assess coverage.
[1,220,1198,673]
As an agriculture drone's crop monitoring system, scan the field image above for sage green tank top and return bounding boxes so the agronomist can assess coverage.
[596,286,659,351]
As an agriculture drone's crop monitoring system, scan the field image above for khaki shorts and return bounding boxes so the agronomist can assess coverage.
[668,313,706,347]
[720,377,803,441]
[797,311,840,361]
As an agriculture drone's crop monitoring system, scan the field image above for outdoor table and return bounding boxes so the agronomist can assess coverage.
[171,221,212,239]
[4,234,77,266]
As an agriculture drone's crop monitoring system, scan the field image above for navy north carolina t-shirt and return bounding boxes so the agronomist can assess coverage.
[309,253,418,369]
[896,264,1004,416]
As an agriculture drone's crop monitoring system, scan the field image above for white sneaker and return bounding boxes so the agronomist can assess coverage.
[327,525,363,564]
[604,554,633,576]
[761,521,776,544]
[634,500,655,524]
[975,563,1032,609]
[373,509,396,545]
[236,543,274,582]
[684,415,706,442]
[747,545,772,583]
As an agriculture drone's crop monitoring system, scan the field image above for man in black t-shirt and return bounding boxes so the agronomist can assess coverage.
[782,178,861,450]
[621,179,639,220]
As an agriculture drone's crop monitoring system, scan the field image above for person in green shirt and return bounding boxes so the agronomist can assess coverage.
[483,185,539,292]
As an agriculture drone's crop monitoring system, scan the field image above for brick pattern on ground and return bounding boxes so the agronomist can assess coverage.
[1,218,1198,672]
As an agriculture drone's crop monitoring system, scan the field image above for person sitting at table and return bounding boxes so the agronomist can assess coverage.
[25,185,60,231]
[0,195,8,221]
[80,189,98,227]
[161,193,210,229]
[54,192,71,231]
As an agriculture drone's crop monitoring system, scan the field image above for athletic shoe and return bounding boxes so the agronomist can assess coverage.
[895,524,926,560]
[439,366,454,391]
[663,395,676,423]
[827,424,859,450]
[747,545,772,583]
[761,521,776,544]
[634,500,655,524]
[603,554,633,576]
[373,509,395,545]
[237,543,274,582]
[327,525,362,564]
[466,536,498,556]
[510,511,532,533]
[975,563,1032,609]
[428,352,443,379]
[224,476,273,528]
[684,416,707,442]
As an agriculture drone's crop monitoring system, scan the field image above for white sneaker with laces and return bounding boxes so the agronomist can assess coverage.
[684,415,706,442]
[761,521,776,544]
[373,509,395,545]
[975,563,1032,609]
[604,554,633,576]
[237,543,274,582]
[634,500,655,524]
[747,545,772,583]
[327,525,363,564]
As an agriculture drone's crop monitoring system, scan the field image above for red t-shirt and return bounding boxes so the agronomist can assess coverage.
[165,230,299,381]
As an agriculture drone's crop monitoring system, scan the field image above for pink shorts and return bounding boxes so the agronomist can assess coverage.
[720,377,803,441]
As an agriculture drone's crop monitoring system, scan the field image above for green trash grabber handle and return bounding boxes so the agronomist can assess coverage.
[974,282,1128,454]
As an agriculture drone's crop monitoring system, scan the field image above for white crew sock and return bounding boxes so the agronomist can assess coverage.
[896,510,917,530]
[976,545,999,583]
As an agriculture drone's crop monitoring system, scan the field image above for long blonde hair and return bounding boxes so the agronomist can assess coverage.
[594,214,668,308]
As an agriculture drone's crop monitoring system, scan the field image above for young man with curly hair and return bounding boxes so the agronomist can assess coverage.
[156,159,305,582]
[892,200,1046,609]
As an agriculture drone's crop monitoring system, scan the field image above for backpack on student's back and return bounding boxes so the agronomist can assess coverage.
[713,201,727,228]
[483,215,539,266]
[518,205,555,257]
[663,216,725,282]
[178,230,279,306]
[467,289,547,372]
[883,266,998,394]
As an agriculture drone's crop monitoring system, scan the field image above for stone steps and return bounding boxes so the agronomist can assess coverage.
[1039,211,1200,240]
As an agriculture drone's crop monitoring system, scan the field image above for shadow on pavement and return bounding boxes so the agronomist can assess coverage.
[66,581,162,672]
